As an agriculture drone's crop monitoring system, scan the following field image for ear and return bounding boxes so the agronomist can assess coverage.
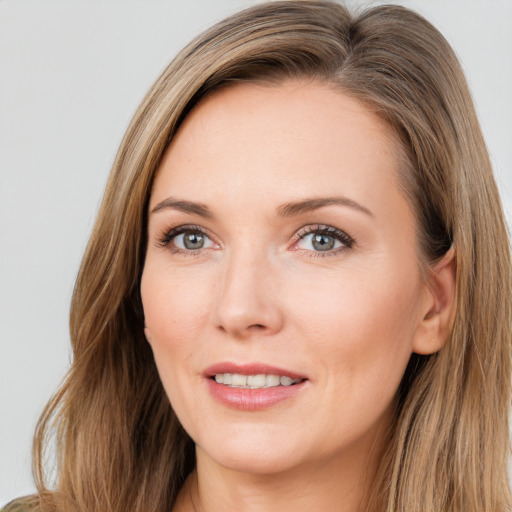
[144,324,153,344]
[412,248,456,355]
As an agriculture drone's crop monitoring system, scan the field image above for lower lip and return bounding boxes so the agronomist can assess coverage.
[206,378,306,411]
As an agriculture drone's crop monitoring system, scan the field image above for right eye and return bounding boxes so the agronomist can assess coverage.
[158,225,217,253]
[173,230,214,250]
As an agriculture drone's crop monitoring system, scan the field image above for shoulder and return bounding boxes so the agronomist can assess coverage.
[1,496,39,512]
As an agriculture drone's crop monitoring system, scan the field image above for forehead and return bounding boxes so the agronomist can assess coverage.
[151,80,406,218]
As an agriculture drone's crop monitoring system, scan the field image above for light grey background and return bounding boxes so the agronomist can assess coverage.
[1,0,511,504]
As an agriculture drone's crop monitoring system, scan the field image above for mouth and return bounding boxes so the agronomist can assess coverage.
[212,373,305,389]
[203,363,308,410]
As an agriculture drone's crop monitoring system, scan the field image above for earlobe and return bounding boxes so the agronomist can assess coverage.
[413,248,456,355]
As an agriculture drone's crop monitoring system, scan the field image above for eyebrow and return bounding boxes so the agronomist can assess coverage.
[151,197,213,217]
[150,195,372,218]
[277,197,373,217]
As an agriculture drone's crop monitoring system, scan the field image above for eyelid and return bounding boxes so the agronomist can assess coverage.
[156,223,218,250]
[154,222,354,257]
[290,224,355,255]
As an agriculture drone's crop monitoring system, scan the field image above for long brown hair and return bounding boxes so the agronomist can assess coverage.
[17,2,512,511]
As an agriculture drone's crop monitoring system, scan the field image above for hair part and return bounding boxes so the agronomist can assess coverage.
[27,2,511,512]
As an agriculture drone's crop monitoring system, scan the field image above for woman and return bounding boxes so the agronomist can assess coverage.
[4,1,510,511]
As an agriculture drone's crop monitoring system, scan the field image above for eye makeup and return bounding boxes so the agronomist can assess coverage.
[154,221,355,259]
[291,224,355,258]
[155,224,218,256]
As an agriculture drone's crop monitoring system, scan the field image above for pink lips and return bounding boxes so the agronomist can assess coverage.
[203,362,308,411]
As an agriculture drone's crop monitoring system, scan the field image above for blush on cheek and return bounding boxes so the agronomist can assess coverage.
[142,269,208,341]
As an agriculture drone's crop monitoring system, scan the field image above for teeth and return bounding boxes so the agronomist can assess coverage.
[280,376,293,386]
[213,373,302,389]
[247,374,266,388]
[232,374,247,387]
[266,374,280,387]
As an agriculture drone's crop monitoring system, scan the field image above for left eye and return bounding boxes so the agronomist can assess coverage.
[297,233,341,251]
[173,231,215,250]
[294,227,353,253]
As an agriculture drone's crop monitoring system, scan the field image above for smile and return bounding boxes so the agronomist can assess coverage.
[204,363,308,410]
[213,373,303,389]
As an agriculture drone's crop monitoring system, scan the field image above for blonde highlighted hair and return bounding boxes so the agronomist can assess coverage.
[11,2,511,511]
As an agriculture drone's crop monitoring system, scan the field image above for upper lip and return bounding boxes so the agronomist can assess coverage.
[203,362,307,381]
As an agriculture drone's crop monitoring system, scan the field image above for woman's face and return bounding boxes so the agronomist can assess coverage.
[141,81,433,475]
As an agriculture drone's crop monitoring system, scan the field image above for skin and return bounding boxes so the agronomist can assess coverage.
[141,81,455,512]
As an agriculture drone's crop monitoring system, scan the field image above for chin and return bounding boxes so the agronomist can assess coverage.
[195,426,309,475]
[208,449,303,476]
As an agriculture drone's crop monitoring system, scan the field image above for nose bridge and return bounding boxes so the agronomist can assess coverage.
[212,241,283,338]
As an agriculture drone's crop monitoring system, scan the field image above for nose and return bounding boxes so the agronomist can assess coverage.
[211,248,284,339]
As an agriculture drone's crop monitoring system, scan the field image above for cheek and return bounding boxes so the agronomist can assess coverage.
[141,263,213,348]
[294,260,420,338]
[290,260,422,396]
[140,263,218,418]
[140,262,218,413]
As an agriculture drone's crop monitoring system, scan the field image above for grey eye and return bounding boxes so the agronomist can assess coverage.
[183,232,205,249]
[312,233,335,251]
[174,231,214,250]
[297,232,343,252]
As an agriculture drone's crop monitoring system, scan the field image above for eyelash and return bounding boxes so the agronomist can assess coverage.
[292,224,354,258]
[156,224,213,256]
[156,223,355,258]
